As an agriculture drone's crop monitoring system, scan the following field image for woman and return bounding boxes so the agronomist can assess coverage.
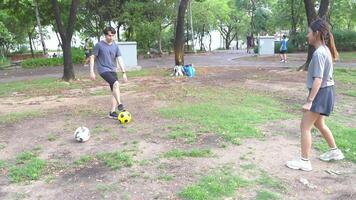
[286,19,344,171]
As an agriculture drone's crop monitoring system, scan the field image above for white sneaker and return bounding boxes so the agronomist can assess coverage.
[319,149,344,161]
[280,60,285,62]
[286,158,312,171]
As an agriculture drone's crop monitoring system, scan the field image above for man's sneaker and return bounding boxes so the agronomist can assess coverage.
[319,149,344,161]
[286,158,312,171]
[108,111,118,119]
[118,104,125,112]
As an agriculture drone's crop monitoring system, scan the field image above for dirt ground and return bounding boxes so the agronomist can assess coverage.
[0,67,355,200]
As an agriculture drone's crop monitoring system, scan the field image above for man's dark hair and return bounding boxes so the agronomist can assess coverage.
[103,27,116,35]
[283,35,286,39]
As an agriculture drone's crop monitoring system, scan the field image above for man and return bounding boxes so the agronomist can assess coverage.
[279,35,288,62]
[90,27,128,118]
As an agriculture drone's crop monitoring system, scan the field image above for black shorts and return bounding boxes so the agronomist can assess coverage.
[309,86,335,116]
[100,71,118,91]
[280,50,287,54]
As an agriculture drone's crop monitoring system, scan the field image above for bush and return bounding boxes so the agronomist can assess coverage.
[287,31,356,52]
[21,48,84,69]
[333,31,356,51]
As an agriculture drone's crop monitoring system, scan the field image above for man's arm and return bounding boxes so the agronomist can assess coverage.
[116,56,128,82]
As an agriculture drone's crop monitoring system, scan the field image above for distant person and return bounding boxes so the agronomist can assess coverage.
[246,33,252,53]
[52,53,57,58]
[279,35,288,62]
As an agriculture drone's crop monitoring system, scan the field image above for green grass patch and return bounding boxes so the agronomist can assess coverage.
[334,68,356,85]
[179,168,249,200]
[339,52,356,62]
[126,69,152,77]
[0,77,82,97]
[168,125,197,143]
[164,149,212,159]
[47,134,56,142]
[8,151,47,183]
[157,174,174,181]
[92,125,112,134]
[160,87,292,144]
[96,151,133,170]
[0,110,45,125]
[256,189,281,200]
[74,155,94,166]
[315,121,356,163]
[257,171,286,191]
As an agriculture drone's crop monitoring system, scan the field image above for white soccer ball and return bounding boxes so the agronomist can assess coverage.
[74,126,90,142]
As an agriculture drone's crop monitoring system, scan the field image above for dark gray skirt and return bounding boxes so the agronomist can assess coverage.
[309,86,335,116]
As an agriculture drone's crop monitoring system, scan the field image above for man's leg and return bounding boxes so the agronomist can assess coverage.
[112,81,124,111]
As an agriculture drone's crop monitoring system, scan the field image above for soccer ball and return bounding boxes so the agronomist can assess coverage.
[74,126,90,142]
[118,110,132,124]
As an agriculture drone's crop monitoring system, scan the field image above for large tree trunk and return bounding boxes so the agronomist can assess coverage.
[174,0,190,66]
[52,0,80,81]
[35,0,47,55]
[299,0,330,71]
[62,41,75,81]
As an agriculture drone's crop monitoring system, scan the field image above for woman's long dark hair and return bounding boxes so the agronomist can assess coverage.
[310,18,339,61]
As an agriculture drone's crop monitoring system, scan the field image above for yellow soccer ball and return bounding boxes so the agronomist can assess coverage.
[118,110,132,124]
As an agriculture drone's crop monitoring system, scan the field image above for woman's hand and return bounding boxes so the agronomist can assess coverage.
[302,101,312,112]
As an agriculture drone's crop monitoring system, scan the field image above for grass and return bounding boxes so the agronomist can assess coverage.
[157,174,174,181]
[8,151,47,183]
[0,77,82,97]
[74,155,94,166]
[315,121,356,163]
[126,69,152,77]
[179,168,249,200]
[160,87,292,144]
[257,171,286,191]
[96,151,133,170]
[256,189,281,200]
[47,134,56,142]
[339,51,356,62]
[334,68,356,97]
[164,149,212,159]
[168,124,197,143]
[0,110,46,125]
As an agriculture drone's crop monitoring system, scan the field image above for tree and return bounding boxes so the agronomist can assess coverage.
[51,0,80,81]
[299,0,330,71]
[174,0,190,65]
[34,0,47,55]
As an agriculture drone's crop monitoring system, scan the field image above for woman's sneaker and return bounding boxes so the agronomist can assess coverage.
[286,158,312,171]
[108,111,118,119]
[319,149,344,161]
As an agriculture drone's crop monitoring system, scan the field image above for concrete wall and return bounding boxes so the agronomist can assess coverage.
[258,36,275,55]
[117,42,141,71]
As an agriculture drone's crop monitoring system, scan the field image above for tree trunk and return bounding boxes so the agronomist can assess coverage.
[28,32,35,58]
[35,0,47,55]
[62,41,75,81]
[51,0,80,81]
[174,0,189,66]
[189,0,196,53]
[158,25,163,55]
[299,0,330,71]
